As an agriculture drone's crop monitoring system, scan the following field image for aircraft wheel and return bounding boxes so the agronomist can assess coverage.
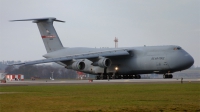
[163,74,166,79]
[138,75,141,79]
[100,74,104,80]
[123,75,126,79]
[135,75,141,79]
[96,76,100,80]
[163,74,173,79]
[118,75,122,79]
[129,75,132,79]
[169,74,173,78]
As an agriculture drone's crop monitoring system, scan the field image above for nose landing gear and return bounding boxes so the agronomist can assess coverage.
[163,73,173,79]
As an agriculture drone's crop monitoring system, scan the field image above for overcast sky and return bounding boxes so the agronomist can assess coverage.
[0,0,199,66]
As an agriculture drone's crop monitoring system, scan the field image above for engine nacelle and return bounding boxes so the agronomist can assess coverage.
[72,61,85,70]
[66,60,85,70]
[92,58,112,68]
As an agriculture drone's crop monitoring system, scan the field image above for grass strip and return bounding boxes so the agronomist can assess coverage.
[0,83,200,112]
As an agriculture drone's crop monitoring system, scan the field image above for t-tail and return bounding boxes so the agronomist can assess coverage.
[10,17,64,53]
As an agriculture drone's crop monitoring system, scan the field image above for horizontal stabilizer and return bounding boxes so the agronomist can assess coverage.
[10,17,65,23]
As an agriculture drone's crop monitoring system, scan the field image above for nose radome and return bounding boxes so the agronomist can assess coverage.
[170,53,194,70]
[167,49,194,71]
[182,54,194,69]
[187,54,194,67]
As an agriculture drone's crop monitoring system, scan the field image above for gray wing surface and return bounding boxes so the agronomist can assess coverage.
[10,49,129,65]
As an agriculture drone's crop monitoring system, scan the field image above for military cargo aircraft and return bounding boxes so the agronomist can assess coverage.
[10,17,194,79]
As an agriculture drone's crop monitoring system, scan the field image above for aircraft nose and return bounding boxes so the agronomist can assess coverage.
[168,52,194,70]
[180,53,194,69]
[186,54,194,67]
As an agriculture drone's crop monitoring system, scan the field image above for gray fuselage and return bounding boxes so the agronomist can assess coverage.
[43,45,194,75]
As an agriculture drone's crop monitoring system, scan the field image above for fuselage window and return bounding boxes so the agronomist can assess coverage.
[173,47,181,50]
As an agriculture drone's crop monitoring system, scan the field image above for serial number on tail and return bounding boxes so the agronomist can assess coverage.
[42,35,56,38]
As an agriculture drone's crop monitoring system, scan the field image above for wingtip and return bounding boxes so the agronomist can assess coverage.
[8,62,26,66]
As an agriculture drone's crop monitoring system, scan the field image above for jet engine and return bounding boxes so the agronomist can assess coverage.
[66,60,85,70]
[92,58,112,68]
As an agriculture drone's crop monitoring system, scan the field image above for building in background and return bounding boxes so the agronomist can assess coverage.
[6,74,24,81]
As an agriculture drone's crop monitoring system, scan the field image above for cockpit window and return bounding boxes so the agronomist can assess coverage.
[173,47,181,50]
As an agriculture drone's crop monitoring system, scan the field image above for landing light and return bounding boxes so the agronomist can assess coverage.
[115,67,118,71]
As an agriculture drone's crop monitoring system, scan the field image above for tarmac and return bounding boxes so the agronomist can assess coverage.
[0,78,199,86]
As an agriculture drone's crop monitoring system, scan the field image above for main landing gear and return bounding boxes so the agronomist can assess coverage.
[163,73,173,79]
[96,74,141,80]
[134,74,141,79]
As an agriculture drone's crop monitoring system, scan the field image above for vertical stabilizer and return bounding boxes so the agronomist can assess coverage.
[11,17,64,53]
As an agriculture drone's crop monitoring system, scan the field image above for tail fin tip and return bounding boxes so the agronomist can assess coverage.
[11,17,65,53]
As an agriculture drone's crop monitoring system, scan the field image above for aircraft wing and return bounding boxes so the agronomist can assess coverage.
[10,49,130,66]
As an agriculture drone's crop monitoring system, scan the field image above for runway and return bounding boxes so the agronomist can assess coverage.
[0,78,199,86]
